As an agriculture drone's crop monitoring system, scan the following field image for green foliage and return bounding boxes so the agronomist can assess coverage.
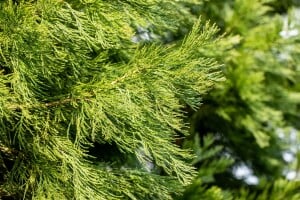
[236,179,300,200]
[180,0,300,199]
[182,180,233,200]
[1,0,300,199]
[0,0,231,199]
[184,135,234,183]
[181,135,234,200]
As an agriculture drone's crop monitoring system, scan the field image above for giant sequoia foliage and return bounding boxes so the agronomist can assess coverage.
[1,0,300,199]
[0,0,229,199]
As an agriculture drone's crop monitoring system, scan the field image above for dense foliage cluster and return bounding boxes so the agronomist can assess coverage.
[0,0,299,199]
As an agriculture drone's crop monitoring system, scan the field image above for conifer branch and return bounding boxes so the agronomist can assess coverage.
[44,98,74,107]
[111,68,141,85]
[0,144,17,157]
[0,1,231,199]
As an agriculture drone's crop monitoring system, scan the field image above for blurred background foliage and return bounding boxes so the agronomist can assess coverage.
[173,0,300,199]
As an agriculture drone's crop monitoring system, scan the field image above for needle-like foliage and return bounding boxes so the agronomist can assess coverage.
[0,0,226,199]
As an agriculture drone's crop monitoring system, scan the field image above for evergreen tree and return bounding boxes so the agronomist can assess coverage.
[1,0,300,199]
[0,0,231,199]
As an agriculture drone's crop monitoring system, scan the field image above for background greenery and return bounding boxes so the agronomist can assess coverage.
[180,0,300,199]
